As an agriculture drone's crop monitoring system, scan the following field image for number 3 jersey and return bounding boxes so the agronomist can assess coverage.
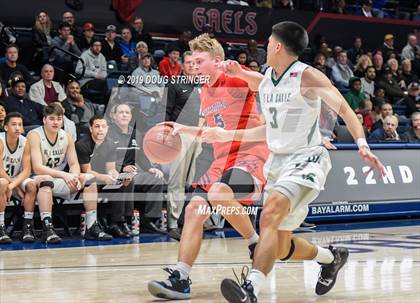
[200,72,269,162]
[0,133,26,178]
[32,126,68,171]
[259,61,322,154]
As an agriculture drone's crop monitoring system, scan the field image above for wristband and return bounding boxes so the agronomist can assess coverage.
[356,138,369,149]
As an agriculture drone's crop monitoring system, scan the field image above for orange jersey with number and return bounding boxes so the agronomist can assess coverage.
[200,72,269,163]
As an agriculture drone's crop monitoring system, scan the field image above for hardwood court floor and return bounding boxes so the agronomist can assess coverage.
[0,223,419,303]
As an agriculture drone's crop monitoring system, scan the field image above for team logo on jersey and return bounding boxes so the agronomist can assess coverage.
[131,139,138,146]
[201,101,227,116]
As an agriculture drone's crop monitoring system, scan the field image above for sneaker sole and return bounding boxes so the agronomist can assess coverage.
[316,249,349,296]
[147,281,190,300]
[220,279,248,303]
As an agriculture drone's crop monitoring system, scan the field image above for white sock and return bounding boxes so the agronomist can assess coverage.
[247,232,259,246]
[40,212,51,221]
[314,246,334,264]
[175,261,192,280]
[24,212,34,220]
[86,210,97,229]
[0,212,4,226]
[248,269,266,298]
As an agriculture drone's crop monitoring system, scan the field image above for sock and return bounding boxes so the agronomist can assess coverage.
[41,212,52,226]
[0,212,4,226]
[175,261,191,280]
[86,210,97,229]
[248,269,266,297]
[314,246,334,264]
[24,212,34,220]
[247,232,259,246]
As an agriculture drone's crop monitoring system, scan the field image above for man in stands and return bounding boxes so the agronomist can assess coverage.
[27,103,112,242]
[130,17,153,50]
[361,66,376,99]
[331,50,353,91]
[371,102,394,132]
[401,112,420,143]
[29,64,67,106]
[101,25,123,63]
[159,46,182,78]
[0,44,34,86]
[78,22,96,51]
[368,115,400,142]
[62,11,82,40]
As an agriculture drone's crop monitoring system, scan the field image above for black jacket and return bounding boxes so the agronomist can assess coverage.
[3,94,44,126]
[101,39,123,63]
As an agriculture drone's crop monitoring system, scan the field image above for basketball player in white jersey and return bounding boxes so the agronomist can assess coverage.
[0,112,57,243]
[201,21,384,302]
[27,103,112,242]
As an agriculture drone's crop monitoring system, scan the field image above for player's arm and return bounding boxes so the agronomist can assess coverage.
[201,124,267,143]
[66,133,81,176]
[0,141,12,182]
[80,162,116,185]
[218,60,263,91]
[302,67,384,175]
[8,141,31,190]
[27,131,66,178]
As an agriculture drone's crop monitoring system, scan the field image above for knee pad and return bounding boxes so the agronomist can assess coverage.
[280,239,295,261]
[39,181,54,189]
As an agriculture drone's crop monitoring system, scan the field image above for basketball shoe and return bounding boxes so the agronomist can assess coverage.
[148,268,191,300]
[315,245,349,295]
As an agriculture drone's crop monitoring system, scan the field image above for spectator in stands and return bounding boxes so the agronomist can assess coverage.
[331,50,353,91]
[29,64,67,106]
[75,39,107,103]
[246,39,266,66]
[413,48,420,76]
[356,0,383,18]
[355,99,374,131]
[401,112,420,143]
[356,113,370,137]
[0,101,6,132]
[50,22,82,80]
[373,51,384,78]
[76,115,133,238]
[381,34,396,61]
[107,103,165,233]
[78,22,96,51]
[131,53,163,96]
[400,59,419,86]
[329,0,348,14]
[347,37,364,65]
[171,31,193,55]
[326,45,342,68]
[62,79,103,136]
[371,102,393,132]
[159,46,182,78]
[119,27,136,63]
[101,25,123,63]
[0,44,34,86]
[62,11,82,40]
[401,33,419,61]
[361,65,376,98]
[353,54,372,78]
[413,5,420,21]
[273,0,293,9]
[130,17,153,50]
[387,58,404,85]
[237,51,248,65]
[368,115,400,142]
[32,11,55,70]
[376,67,407,103]
[345,77,369,110]
[313,53,331,77]
[402,82,420,117]
[128,41,148,71]
[248,59,261,73]
[3,77,44,130]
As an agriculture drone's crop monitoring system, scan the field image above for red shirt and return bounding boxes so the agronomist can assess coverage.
[200,72,269,162]
[158,57,182,78]
[44,84,58,105]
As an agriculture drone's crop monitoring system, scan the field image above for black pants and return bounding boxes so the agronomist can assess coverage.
[99,183,133,223]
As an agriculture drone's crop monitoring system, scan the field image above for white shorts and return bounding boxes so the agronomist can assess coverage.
[51,178,77,200]
[263,146,332,231]
[12,178,35,199]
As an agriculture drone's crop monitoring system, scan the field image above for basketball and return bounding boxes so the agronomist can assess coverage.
[143,124,182,164]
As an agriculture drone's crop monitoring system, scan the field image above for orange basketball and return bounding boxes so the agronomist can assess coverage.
[143,124,182,164]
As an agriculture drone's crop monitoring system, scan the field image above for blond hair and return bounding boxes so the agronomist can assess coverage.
[189,33,225,60]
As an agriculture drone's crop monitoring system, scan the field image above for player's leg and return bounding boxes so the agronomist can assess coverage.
[20,179,37,243]
[148,193,210,300]
[79,173,112,241]
[35,175,62,244]
[0,178,12,244]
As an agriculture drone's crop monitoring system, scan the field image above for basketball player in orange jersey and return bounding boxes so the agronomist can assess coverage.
[147,33,269,300]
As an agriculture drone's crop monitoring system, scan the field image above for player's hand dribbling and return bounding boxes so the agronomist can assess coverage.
[201,127,232,143]
[217,60,242,77]
[358,146,385,176]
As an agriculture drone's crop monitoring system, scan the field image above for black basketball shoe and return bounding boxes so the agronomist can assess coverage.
[21,223,36,243]
[0,225,12,244]
[221,266,257,303]
[148,268,191,300]
[84,222,113,241]
[42,223,62,244]
[315,245,349,295]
